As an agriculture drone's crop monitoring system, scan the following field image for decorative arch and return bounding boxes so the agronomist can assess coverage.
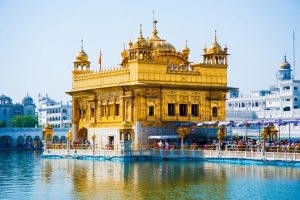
[212,106,218,117]
[78,127,88,143]
[17,136,24,148]
[53,135,59,143]
[0,135,12,148]
[34,136,41,148]
[60,136,67,143]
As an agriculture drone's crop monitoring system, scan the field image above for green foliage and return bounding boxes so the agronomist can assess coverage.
[0,121,5,127]
[10,115,38,128]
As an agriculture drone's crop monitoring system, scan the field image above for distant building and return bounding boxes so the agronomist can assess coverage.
[226,56,300,120]
[0,94,36,127]
[38,94,72,128]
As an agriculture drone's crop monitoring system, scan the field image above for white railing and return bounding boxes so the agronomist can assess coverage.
[43,145,300,162]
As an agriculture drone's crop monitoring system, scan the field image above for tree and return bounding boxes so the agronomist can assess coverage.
[10,115,38,128]
[0,121,5,127]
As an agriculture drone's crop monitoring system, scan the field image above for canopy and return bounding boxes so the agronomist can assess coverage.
[148,135,179,139]
[196,119,300,127]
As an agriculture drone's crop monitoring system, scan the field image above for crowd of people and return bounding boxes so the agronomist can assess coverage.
[150,138,300,152]
[222,139,300,152]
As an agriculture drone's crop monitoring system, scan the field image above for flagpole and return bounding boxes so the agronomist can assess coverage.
[99,50,102,71]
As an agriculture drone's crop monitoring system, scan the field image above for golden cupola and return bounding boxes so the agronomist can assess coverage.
[203,31,229,65]
[129,24,151,49]
[128,24,153,62]
[182,40,190,59]
[126,19,189,66]
[121,44,129,68]
[74,40,90,71]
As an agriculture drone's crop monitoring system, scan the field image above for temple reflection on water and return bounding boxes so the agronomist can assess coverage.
[41,158,300,199]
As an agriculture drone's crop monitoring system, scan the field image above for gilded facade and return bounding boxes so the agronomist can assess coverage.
[67,19,229,147]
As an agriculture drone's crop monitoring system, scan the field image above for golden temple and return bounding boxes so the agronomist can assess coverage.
[67,19,229,147]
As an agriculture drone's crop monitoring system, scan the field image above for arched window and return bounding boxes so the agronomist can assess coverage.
[148,106,154,116]
[212,107,218,117]
[241,103,245,107]
[91,107,95,118]
[255,102,259,107]
[79,109,82,118]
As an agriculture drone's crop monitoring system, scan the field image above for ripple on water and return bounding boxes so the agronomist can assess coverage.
[1,151,300,199]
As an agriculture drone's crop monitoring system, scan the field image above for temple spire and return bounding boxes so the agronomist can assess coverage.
[152,11,159,39]
[139,24,143,38]
[152,10,155,21]
[214,30,217,43]
[284,54,287,62]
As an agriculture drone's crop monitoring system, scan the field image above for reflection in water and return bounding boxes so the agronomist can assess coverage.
[41,158,300,199]
[0,151,300,199]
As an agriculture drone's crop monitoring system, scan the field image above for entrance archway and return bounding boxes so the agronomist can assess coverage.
[78,127,88,143]
[17,136,25,148]
[0,136,12,149]
[25,136,33,149]
[34,136,41,148]
[60,136,67,143]
[53,135,59,143]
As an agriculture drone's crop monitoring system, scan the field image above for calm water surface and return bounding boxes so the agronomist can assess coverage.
[0,151,300,200]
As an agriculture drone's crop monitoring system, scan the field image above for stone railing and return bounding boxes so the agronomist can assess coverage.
[73,68,131,89]
[43,145,300,162]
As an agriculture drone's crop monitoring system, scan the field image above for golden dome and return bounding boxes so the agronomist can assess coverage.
[182,40,190,56]
[280,55,291,69]
[207,30,223,53]
[131,24,150,48]
[75,49,89,62]
[152,40,176,53]
[150,19,176,53]
[121,44,128,58]
[75,40,89,62]
[208,42,222,53]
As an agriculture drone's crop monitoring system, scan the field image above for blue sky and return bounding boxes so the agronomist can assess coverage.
[0,0,299,104]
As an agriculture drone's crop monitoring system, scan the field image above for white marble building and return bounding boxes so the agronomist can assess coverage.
[38,94,72,128]
[227,56,300,121]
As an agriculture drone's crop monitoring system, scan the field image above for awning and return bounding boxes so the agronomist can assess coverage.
[148,135,179,139]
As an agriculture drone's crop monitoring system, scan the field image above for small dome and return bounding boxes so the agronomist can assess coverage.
[0,95,12,105]
[280,56,291,69]
[0,94,11,100]
[208,42,222,53]
[75,49,89,62]
[182,42,190,55]
[152,40,176,53]
[22,95,33,105]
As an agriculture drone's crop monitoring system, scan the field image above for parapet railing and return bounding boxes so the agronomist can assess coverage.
[43,143,300,161]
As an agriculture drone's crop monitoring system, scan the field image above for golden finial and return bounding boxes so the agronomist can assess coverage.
[123,43,126,50]
[185,40,188,48]
[81,39,83,50]
[139,24,143,38]
[153,10,155,21]
[129,38,133,46]
[214,30,217,43]
[152,11,158,38]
